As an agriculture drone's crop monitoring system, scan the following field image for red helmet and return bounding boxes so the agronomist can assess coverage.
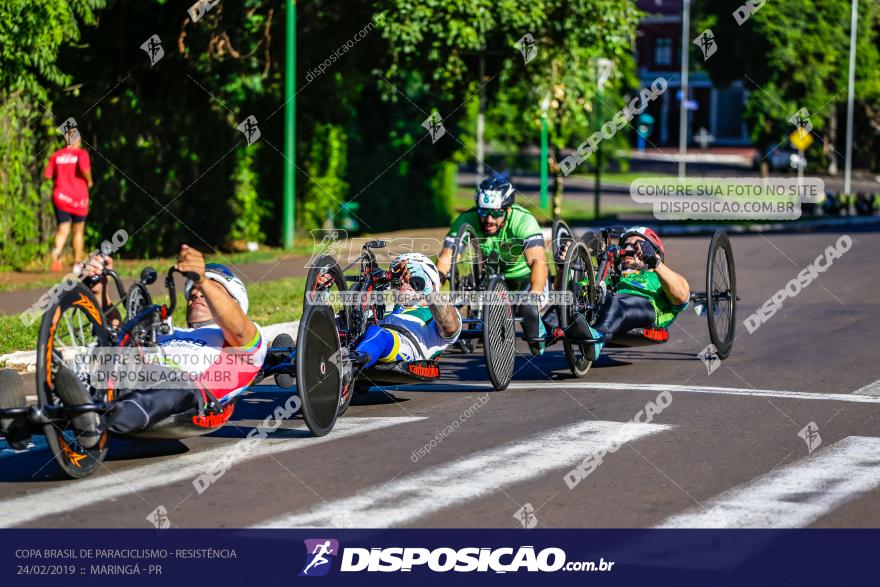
[619,226,665,260]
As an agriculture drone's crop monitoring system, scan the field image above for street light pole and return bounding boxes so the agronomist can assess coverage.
[678,0,691,179]
[844,0,858,196]
[282,0,296,249]
[540,98,549,210]
[476,54,486,186]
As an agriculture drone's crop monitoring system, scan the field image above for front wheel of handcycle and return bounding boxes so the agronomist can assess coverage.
[706,230,737,360]
[558,241,599,378]
[35,284,111,478]
[482,276,515,391]
[296,303,343,436]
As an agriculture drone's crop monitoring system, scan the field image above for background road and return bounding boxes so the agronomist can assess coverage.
[1,230,878,529]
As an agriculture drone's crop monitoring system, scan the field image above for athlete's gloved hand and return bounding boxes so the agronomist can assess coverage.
[638,241,660,269]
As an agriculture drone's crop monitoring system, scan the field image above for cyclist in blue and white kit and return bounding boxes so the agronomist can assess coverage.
[322,253,462,389]
[360,254,460,364]
[54,246,267,446]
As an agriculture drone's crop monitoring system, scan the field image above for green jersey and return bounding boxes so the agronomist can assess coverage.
[616,270,688,328]
[445,204,544,280]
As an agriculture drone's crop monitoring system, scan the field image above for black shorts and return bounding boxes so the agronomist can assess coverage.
[54,207,87,224]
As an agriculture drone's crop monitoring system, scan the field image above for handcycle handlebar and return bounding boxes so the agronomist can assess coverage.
[165,266,201,316]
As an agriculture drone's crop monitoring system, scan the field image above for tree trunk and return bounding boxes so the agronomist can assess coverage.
[827,107,838,176]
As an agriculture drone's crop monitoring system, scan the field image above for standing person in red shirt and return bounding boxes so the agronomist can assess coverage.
[44,128,93,273]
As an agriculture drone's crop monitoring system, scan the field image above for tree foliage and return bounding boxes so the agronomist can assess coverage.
[695,0,880,169]
[1,0,643,267]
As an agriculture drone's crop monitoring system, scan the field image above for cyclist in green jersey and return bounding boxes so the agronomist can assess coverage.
[562,226,691,362]
[436,177,551,356]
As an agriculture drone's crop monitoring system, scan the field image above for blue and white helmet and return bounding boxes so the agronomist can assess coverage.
[475,177,515,210]
[185,263,249,314]
[392,253,441,295]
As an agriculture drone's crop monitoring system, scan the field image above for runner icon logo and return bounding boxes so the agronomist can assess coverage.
[300,539,340,577]
[514,503,538,529]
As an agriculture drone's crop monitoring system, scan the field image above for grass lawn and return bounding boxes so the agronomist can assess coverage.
[0,276,308,357]
[0,244,318,293]
[573,170,676,185]
[453,187,644,223]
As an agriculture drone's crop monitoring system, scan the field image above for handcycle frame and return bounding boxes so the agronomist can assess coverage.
[0,265,233,478]
[551,220,739,377]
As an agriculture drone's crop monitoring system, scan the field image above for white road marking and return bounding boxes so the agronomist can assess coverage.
[656,436,880,528]
[0,417,422,528]
[381,381,880,404]
[0,437,48,456]
[254,419,671,528]
[852,379,880,396]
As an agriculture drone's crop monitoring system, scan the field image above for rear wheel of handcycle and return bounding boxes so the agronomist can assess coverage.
[706,230,737,360]
[482,276,515,391]
[271,333,296,389]
[304,254,350,332]
[448,223,484,353]
[125,282,151,319]
[558,241,599,378]
[296,303,342,436]
[35,284,111,478]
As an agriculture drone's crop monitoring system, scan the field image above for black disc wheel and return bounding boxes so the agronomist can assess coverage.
[35,284,111,479]
[448,223,484,353]
[706,230,737,360]
[296,303,342,436]
[482,276,515,391]
[558,241,599,378]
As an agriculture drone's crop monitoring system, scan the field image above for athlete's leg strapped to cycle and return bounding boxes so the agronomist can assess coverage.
[355,325,404,368]
[592,293,656,343]
[53,364,212,439]
[506,274,550,356]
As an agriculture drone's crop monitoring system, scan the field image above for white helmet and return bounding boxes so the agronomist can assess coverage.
[185,263,249,314]
[391,253,441,295]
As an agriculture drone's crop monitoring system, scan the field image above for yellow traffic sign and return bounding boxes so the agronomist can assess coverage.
[790,128,814,151]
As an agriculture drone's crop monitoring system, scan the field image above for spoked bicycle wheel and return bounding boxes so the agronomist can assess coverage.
[551,219,574,264]
[706,230,737,360]
[296,303,343,436]
[448,223,484,353]
[482,275,515,390]
[558,241,599,378]
[35,284,111,478]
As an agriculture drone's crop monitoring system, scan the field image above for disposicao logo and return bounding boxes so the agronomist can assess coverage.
[300,539,340,577]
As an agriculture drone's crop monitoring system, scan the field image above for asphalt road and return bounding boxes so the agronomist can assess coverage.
[1,230,879,529]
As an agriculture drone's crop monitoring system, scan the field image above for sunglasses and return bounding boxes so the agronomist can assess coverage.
[477,209,506,219]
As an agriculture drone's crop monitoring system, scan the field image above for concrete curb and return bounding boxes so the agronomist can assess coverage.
[569,215,880,237]
[0,320,300,374]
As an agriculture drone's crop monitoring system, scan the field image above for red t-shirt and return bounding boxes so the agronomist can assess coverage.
[44,147,91,215]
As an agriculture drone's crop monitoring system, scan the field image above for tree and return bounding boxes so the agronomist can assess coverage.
[695,0,880,174]
[0,0,104,269]
[380,0,642,220]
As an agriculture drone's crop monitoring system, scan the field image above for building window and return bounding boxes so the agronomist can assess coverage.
[654,38,672,66]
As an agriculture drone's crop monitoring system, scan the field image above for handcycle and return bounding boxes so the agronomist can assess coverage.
[267,238,515,422]
[442,224,523,390]
[0,265,243,479]
[550,220,738,377]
